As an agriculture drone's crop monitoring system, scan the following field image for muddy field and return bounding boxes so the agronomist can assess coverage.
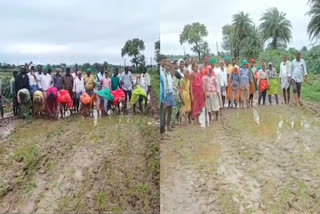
[161,103,320,214]
[0,114,159,213]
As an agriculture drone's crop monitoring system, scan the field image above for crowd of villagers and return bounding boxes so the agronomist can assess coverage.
[4,62,151,119]
[160,52,308,139]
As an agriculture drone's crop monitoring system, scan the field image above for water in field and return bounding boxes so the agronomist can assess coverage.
[161,105,320,214]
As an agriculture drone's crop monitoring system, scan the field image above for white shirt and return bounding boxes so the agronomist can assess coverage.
[139,73,151,91]
[71,72,77,80]
[177,68,184,77]
[40,74,52,91]
[35,72,42,89]
[73,77,85,94]
[216,67,228,87]
[290,59,307,83]
[28,72,37,86]
[279,61,292,79]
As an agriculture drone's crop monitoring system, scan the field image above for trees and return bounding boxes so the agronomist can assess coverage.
[232,12,254,58]
[179,22,209,61]
[307,0,320,41]
[121,38,146,70]
[259,7,292,49]
[155,40,160,66]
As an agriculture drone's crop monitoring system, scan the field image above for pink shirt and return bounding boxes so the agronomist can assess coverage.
[101,78,111,91]
[203,75,218,94]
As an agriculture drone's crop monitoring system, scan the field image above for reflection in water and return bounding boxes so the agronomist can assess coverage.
[199,108,207,128]
[277,120,284,140]
[93,110,98,127]
[252,108,260,125]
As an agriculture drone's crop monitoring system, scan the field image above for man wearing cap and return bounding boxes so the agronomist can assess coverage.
[53,68,63,90]
[289,51,308,106]
[279,55,292,104]
[216,60,227,111]
[40,66,52,98]
[239,60,251,108]
[84,68,96,96]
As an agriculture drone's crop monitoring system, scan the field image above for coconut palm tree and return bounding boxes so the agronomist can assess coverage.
[307,0,320,41]
[259,7,292,49]
[232,12,254,58]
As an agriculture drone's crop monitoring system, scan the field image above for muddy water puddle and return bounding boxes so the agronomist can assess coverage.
[161,105,320,213]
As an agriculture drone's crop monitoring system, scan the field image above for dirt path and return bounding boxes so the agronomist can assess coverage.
[0,115,159,213]
[161,103,320,213]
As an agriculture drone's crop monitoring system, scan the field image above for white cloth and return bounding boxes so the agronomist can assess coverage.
[35,72,42,89]
[177,68,184,77]
[290,59,307,83]
[27,72,37,86]
[279,61,292,89]
[40,74,52,91]
[216,67,228,87]
[139,73,151,92]
[121,71,133,91]
[72,77,85,94]
[71,72,77,80]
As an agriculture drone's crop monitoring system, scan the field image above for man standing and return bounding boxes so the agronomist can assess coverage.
[28,65,38,96]
[289,51,308,106]
[73,71,85,112]
[53,68,63,91]
[139,67,151,95]
[96,67,104,91]
[111,68,120,91]
[239,60,251,108]
[216,60,227,111]
[40,66,52,98]
[84,68,95,96]
[177,60,185,77]
[160,56,167,140]
[280,55,292,104]
[15,65,30,95]
[121,66,133,111]
[63,67,74,101]
[10,70,19,115]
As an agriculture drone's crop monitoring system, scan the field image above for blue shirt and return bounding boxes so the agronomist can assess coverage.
[239,67,251,89]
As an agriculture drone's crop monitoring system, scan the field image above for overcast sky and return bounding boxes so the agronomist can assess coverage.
[0,0,159,65]
[161,0,312,55]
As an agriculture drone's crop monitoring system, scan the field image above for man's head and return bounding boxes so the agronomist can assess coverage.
[30,66,35,72]
[203,55,209,65]
[13,70,18,78]
[55,68,61,76]
[159,55,167,67]
[184,58,189,66]
[268,62,273,70]
[219,60,225,69]
[142,66,147,74]
[179,60,185,71]
[295,51,301,61]
[209,58,216,68]
[48,67,52,74]
[105,70,109,77]
[43,66,48,75]
[283,55,288,62]
[66,67,71,75]
[100,67,104,74]
[124,66,129,74]
[86,68,92,76]
[192,62,198,72]
[37,65,42,73]
[21,65,27,74]
[262,62,266,71]
[224,56,231,65]
[232,58,237,66]
[114,68,119,76]
[78,71,82,78]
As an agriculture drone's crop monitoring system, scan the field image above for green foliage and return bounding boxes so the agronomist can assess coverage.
[179,22,209,61]
[259,7,292,49]
[121,38,146,69]
[307,0,320,41]
[155,40,160,66]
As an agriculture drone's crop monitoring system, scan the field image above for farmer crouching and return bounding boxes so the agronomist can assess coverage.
[17,88,32,119]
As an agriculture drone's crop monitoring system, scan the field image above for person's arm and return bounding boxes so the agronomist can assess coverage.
[72,79,76,92]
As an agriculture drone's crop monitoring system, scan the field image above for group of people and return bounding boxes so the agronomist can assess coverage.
[160,52,308,139]
[2,62,151,119]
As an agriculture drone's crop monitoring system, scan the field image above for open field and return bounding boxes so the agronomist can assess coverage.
[0,115,159,213]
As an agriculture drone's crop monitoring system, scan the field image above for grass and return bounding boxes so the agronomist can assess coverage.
[301,74,320,104]
[151,71,160,102]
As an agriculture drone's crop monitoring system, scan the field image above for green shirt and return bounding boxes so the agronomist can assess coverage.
[111,76,120,91]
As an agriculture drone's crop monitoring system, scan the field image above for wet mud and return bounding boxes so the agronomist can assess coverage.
[0,115,159,213]
[161,104,320,214]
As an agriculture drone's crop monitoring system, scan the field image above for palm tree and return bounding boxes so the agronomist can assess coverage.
[307,0,320,41]
[259,7,292,49]
[232,12,254,58]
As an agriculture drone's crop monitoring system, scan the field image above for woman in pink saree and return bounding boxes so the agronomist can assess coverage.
[190,62,205,125]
